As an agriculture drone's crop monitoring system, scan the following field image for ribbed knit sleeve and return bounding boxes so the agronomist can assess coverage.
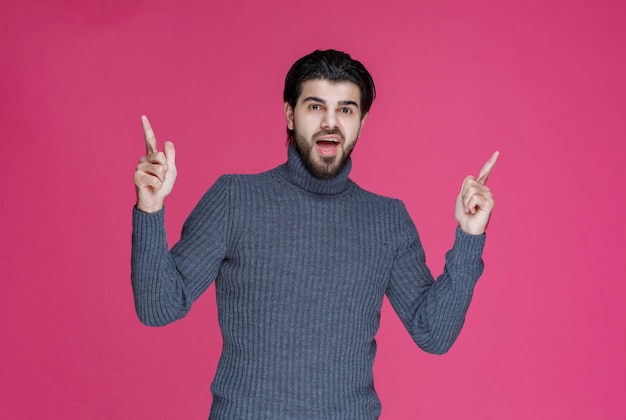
[131,176,232,326]
[385,201,485,354]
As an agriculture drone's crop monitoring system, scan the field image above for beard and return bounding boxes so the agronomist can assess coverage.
[293,129,356,180]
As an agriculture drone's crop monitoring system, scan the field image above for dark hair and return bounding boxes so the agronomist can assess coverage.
[283,49,376,144]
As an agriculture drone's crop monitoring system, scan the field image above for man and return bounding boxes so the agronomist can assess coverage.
[132,49,497,419]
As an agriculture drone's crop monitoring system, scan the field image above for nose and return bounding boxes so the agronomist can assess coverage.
[321,110,337,129]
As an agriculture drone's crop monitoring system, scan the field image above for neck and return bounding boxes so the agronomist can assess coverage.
[277,144,353,195]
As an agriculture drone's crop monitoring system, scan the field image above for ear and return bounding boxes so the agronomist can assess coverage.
[284,102,294,130]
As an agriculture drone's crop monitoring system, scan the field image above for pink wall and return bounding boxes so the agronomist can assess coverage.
[2,0,625,418]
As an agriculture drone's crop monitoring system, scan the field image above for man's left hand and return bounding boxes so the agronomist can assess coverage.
[455,151,499,235]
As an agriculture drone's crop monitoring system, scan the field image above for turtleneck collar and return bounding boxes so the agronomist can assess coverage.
[276,144,354,195]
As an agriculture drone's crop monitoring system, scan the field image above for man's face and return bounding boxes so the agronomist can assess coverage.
[284,79,367,179]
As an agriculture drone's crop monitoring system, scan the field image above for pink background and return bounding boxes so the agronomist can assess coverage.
[2,0,625,418]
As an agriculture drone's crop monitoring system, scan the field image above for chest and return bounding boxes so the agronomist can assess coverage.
[218,191,397,310]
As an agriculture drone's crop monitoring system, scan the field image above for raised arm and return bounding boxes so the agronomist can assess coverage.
[386,152,499,353]
[131,116,231,327]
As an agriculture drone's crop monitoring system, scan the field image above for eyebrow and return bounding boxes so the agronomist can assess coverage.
[302,96,359,107]
[338,100,359,107]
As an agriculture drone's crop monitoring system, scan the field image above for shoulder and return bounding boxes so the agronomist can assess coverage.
[346,184,421,251]
[352,182,408,213]
[347,183,416,233]
[197,168,288,208]
[212,167,282,193]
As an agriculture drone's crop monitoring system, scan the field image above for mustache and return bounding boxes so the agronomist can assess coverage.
[313,129,344,141]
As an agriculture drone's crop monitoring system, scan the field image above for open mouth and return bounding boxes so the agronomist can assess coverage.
[316,139,339,156]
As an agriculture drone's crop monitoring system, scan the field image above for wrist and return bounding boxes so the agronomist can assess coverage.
[458,223,486,236]
[136,200,164,214]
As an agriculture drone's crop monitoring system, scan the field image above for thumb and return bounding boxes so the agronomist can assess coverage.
[164,141,176,168]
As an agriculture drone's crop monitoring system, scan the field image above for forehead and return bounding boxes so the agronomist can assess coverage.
[298,79,361,106]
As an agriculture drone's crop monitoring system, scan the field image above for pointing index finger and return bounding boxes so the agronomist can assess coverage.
[141,115,157,155]
[477,151,499,184]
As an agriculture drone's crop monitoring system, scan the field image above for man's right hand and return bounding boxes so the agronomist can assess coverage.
[134,115,177,213]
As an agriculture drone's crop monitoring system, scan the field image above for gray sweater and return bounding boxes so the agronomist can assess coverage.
[131,145,486,419]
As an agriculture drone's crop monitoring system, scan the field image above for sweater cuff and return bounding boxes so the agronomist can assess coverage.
[447,226,486,273]
[132,206,167,251]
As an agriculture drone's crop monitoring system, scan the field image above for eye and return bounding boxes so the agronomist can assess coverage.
[310,104,321,111]
[340,107,353,114]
